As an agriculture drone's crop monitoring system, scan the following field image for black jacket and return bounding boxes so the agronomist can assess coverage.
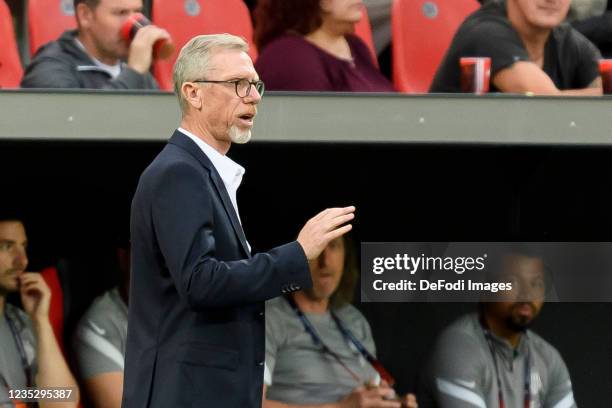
[123,131,311,407]
[21,30,158,89]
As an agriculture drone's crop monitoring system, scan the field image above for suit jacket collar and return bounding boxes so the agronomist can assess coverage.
[168,130,251,258]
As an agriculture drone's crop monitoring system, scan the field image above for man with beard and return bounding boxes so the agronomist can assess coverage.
[123,34,355,408]
[420,249,576,408]
[0,216,79,407]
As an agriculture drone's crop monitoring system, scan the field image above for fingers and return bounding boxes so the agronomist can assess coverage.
[297,206,355,260]
[363,386,401,408]
[128,25,172,73]
[328,211,355,231]
[19,273,49,295]
[311,206,355,223]
[326,223,353,241]
[310,207,331,222]
[19,272,44,287]
[314,206,355,236]
[133,25,171,44]
[402,394,418,408]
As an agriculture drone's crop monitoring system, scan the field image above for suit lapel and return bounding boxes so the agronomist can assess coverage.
[169,131,252,258]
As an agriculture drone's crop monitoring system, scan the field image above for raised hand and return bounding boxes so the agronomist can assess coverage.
[297,206,355,260]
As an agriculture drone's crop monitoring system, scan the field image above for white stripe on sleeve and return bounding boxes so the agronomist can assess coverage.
[436,378,486,408]
[263,362,272,386]
[78,327,125,369]
[552,392,575,408]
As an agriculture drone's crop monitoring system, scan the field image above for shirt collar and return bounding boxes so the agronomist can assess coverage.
[73,38,123,78]
[177,127,245,193]
[472,313,530,360]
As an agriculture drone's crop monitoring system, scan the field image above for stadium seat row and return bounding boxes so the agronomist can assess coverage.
[0,0,479,92]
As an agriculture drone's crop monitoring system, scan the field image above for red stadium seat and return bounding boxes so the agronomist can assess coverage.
[392,0,479,93]
[354,5,378,66]
[40,266,66,355]
[0,0,23,88]
[28,0,77,56]
[152,0,257,91]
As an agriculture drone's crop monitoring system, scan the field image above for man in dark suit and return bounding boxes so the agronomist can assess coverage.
[122,33,355,408]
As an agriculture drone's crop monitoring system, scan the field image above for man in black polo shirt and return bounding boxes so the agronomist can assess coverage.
[430,0,602,95]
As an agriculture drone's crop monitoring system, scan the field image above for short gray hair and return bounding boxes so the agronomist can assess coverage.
[173,34,249,114]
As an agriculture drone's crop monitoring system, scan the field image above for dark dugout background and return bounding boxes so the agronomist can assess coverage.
[2,140,612,406]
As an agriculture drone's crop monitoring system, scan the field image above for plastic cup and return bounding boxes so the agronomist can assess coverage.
[599,59,612,94]
[460,57,491,94]
[120,13,175,60]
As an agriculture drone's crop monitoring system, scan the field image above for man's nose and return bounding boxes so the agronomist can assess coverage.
[317,249,328,268]
[244,84,262,104]
[13,247,28,269]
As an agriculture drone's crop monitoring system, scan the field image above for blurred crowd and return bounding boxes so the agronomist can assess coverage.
[2,0,612,95]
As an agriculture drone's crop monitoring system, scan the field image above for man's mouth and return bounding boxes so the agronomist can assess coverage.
[238,113,256,127]
[537,5,559,13]
[2,270,23,283]
[514,302,535,317]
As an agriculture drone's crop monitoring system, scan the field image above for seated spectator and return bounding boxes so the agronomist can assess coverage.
[72,238,129,408]
[430,0,602,95]
[569,0,612,58]
[0,215,80,408]
[263,235,416,408]
[253,0,394,92]
[420,248,576,407]
[21,0,170,89]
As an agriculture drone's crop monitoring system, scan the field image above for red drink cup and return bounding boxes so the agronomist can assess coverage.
[120,13,175,60]
[459,57,491,94]
[599,59,612,94]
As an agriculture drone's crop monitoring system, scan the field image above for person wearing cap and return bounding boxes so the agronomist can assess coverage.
[263,234,417,408]
[430,0,602,95]
[0,215,80,408]
[21,0,169,89]
[420,248,576,408]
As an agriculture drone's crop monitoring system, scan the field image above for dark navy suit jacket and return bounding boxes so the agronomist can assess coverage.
[122,131,311,407]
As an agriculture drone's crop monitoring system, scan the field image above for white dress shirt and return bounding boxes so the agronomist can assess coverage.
[177,128,246,225]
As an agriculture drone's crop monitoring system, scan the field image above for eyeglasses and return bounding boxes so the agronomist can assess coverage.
[192,78,265,98]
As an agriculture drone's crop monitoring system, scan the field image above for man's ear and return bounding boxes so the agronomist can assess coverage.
[182,82,203,110]
[75,2,94,29]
